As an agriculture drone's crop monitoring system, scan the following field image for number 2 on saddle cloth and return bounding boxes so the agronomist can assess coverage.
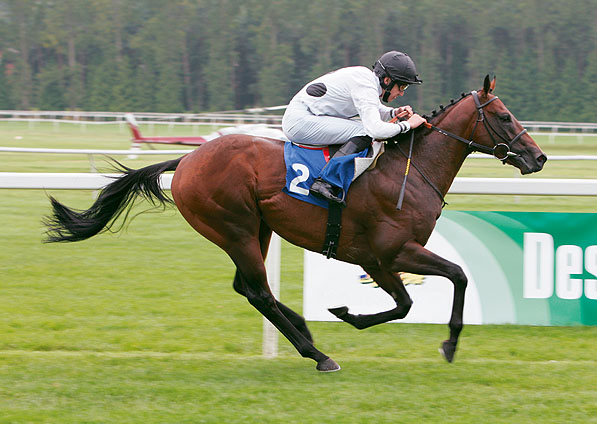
[282,142,370,209]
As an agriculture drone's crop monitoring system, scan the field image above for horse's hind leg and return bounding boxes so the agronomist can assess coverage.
[329,268,413,329]
[259,224,314,343]
[232,221,314,343]
[393,240,468,363]
[233,271,314,343]
[230,239,338,371]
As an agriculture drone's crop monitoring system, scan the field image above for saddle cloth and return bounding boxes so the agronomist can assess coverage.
[283,141,385,208]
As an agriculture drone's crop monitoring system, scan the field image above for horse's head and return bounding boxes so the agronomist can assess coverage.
[470,75,547,174]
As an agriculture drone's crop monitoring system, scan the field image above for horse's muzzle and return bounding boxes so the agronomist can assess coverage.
[519,153,547,174]
[535,153,547,171]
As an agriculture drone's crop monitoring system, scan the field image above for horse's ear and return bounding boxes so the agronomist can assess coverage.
[483,75,491,94]
[482,75,497,94]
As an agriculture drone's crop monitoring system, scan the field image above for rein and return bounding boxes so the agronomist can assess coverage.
[395,139,447,208]
[389,89,528,209]
[389,115,447,209]
[396,130,414,210]
[423,91,527,161]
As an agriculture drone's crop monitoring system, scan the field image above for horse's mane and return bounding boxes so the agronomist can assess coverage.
[421,91,472,122]
[386,91,472,147]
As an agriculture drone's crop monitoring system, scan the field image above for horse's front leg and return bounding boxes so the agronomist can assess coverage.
[392,240,468,363]
[329,267,413,329]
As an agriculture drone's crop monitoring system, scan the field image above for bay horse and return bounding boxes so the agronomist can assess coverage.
[44,76,546,372]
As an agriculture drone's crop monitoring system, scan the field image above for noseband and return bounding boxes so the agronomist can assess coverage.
[424,91,527,161]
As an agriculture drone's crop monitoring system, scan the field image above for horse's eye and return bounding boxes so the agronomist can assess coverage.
[499,113,511,122]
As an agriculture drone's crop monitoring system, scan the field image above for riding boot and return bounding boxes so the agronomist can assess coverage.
[309,135,372,205]
[331,135,373,158]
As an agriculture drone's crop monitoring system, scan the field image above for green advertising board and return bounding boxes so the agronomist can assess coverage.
[436,211,597,326]
[304,211,597,326]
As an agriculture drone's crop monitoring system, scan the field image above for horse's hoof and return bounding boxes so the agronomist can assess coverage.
[328,306,349,319]
[439,340,456,363]
[316,357,341,372]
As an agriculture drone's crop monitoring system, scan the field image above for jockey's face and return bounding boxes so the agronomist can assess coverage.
[383,77,407,102]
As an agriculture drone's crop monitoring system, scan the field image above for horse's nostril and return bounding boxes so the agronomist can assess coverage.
[534,154,547,171]
[537,154,547,165]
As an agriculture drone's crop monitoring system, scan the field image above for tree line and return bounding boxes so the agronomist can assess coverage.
[0,0,596,122]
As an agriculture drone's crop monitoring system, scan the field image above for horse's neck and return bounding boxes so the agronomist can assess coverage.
[411,101,476,196]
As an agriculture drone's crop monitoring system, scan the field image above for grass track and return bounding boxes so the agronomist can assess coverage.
[1,122,596,422]
[1,344,595,423]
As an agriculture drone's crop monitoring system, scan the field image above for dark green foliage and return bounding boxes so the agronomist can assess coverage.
[0,0,595,120]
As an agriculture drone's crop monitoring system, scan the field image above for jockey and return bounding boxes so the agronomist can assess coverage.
[282,51,427,205]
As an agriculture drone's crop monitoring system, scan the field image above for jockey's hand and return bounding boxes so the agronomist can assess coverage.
[407,114,427,129]
[394,106,414,119]
[395,110,409,120]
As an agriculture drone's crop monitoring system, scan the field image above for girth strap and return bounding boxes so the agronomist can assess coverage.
[322,202,343,259]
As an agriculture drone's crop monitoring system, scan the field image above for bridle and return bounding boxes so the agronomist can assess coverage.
[424,91,528,161]
[392,89,529,209]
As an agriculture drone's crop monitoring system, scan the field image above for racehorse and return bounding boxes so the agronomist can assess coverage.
[44,76,546,372]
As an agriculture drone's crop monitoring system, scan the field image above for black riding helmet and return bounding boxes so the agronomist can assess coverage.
[373,51,422,102]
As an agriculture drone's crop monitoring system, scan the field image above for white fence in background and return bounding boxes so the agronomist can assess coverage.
[2,146,596,174]
[0,147,193,155]
[2,146,597,163]
[0,109,287,128]
[2,172,597,195]
[2,109,597,139]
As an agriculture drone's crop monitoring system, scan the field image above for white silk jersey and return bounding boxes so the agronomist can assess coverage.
[288,66,411,140]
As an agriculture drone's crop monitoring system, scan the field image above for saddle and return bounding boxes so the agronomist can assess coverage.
[283,140,385,208]
[282,140,385,259]
[291,141,384,171]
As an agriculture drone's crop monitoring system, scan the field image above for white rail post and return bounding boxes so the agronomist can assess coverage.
[263,233,282,358]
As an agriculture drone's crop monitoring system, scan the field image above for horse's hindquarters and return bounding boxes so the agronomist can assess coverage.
[171,135,285,250]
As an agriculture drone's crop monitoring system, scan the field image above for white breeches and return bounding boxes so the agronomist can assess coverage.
[282,101,368,145]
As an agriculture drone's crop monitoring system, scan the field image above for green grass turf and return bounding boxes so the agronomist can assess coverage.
[0,122,596,422]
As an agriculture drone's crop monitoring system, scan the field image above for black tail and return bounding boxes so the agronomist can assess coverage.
[44,157,183,243]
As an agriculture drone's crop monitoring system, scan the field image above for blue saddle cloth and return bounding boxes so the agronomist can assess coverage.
[283,142,369,209]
